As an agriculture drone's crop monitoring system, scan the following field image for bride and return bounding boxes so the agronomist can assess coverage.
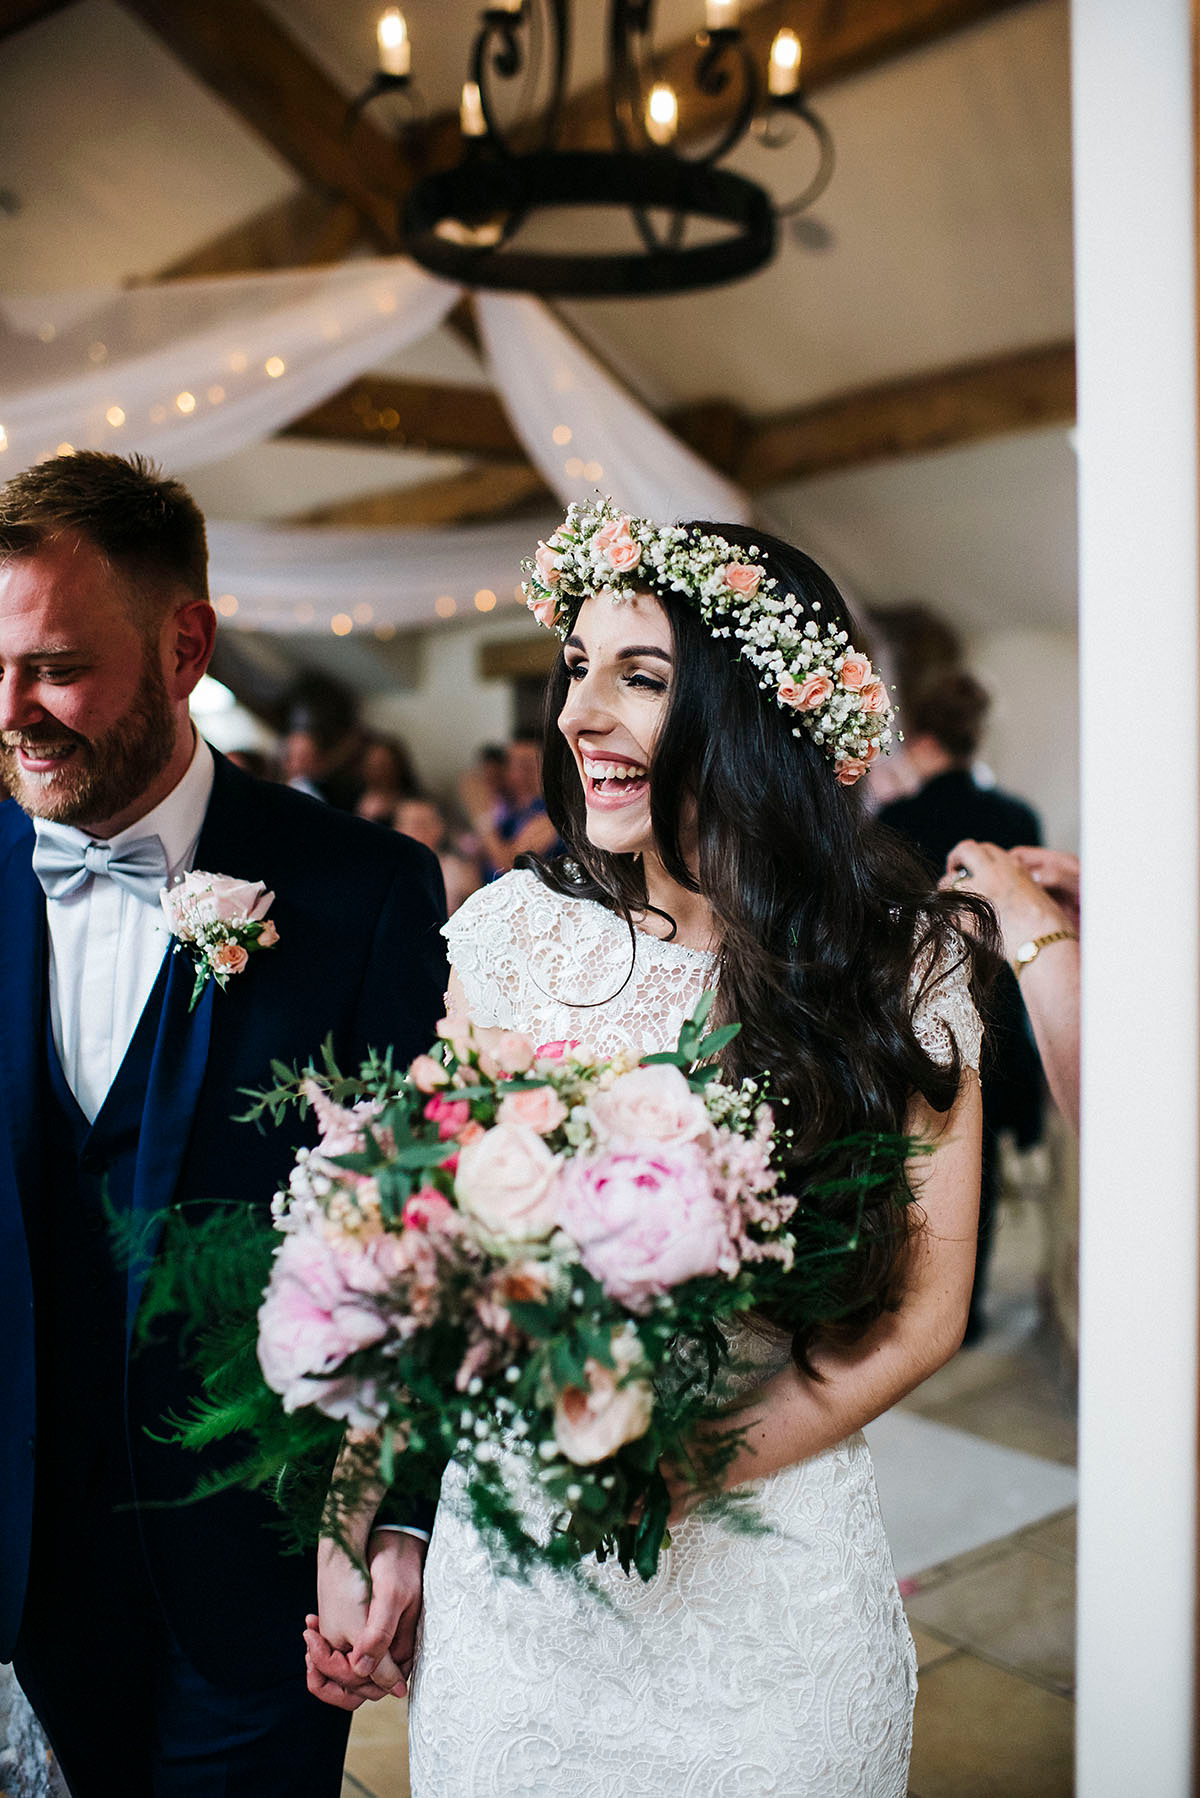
[310,506,985,1796]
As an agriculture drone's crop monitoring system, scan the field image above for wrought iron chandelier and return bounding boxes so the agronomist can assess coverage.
[356,3,834,297]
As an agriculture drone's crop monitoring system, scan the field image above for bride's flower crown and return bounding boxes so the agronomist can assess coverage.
[522,498,894,786]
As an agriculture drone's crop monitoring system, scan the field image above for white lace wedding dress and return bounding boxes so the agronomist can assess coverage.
[407,869,981,1798]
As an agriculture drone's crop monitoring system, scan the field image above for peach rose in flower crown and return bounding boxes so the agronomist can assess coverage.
[498,1085,568,1135]
[591,515,641,575]
[778,672,833,712]
[455,1122,561,1242]
[861,679,890,715]
[723,562,761,597]
[535,541,562,586]
[529,592,561,629]
[838,652,874,692]
[553,1329,655,1465]
[588,1062,710,1148]
[836,757,870,786]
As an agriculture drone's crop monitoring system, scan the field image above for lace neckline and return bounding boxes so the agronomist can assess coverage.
[588,896,717,967]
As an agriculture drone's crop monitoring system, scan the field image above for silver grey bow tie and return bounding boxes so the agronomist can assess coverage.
[31,825,170,905]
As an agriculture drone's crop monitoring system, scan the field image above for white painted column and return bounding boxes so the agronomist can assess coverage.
[1072,2,1199,1791]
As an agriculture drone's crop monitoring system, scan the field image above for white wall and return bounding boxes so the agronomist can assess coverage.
[360,609,540,800]
[968,626,1079,851]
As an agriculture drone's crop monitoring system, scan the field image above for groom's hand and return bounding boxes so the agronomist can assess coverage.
[307,1529,426,1708]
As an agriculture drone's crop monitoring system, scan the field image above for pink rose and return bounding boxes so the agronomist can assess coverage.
[589,1063,710,1148]
[838,652,873,692]
[778,672,833,711]
[425,1095,471,1141]
[535,541,562,585]
[534,1039,579,1062]
[409,1054,449,1093]
[436,1014,475,1060]
[211,941,249,977]
[455,1122,561,1241]
[257,1232,390,1417]
[555,1142,737,1311]
[836,757,870,786]
[724,562,761,596]
[494,1031,536,1074]
[591,516,641,575]
[498,1085,568,1135]
[861,680,890,715]
[401,1188,456,1232]
[160,869,274,937]
[529,592,561,630]
[553,1330,654,1465]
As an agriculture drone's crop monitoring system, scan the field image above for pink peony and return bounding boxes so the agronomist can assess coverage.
[591,516,641,575]
[211,941,248,977]
[861,679,890,715]
[589,1062,710,1148]
[257,1232,390,1417]
[838,652,873,692]
[409,1054,449,1093]
[160,869,274,939]
[455,1122,561,1241]
[535,541,562,585]
[425,1095,472,1141]
[724,562,761,597]
[498,1084,568,1135]
[553,1330,654,1465]
[555,1142,737,1311]
[779,671,833,711]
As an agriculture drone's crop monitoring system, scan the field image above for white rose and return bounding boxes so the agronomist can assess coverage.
[454,1123,561,1242]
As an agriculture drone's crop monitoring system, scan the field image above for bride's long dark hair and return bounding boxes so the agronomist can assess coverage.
[529,521,995,1369]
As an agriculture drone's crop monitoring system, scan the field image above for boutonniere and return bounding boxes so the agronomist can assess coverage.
[160,869,280,1012]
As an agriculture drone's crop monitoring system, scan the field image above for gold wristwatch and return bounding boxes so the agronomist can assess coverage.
[1011,929,1078,979]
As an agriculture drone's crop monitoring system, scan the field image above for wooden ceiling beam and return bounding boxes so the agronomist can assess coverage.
[292,463,551,531]
[282,377,524,460]
[736,340,1077,488]
[118,0,414,246]
[153,192,362,283]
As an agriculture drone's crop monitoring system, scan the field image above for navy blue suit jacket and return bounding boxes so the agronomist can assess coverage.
[0,751,448,1681]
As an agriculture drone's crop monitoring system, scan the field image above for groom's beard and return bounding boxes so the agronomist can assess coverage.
[0,653,177,828]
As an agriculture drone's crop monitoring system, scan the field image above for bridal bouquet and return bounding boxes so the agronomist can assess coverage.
[142,1000,911,1583]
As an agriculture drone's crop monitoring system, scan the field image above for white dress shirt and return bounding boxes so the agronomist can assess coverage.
[36,735,215,1124]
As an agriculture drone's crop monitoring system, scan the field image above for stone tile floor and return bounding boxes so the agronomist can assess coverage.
[342,1190,1078,1798]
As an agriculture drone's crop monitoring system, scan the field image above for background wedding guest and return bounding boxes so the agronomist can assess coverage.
[356,733,421,824]
[877,667,1045,1343]
[395,795,481,914]
[282,675,364,812]
[942,841,1081,1133]
[471,733,564,876]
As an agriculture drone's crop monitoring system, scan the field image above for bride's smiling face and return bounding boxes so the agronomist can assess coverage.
[557,589,673,858]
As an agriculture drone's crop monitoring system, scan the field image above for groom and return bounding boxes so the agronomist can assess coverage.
[0,452,446,1795]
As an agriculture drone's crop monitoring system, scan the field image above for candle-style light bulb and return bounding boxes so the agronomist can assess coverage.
[706,0,739,28]
[461,81,487,137]
[377,8,410,78]
[645,83,679,146]
[768,28,802,97]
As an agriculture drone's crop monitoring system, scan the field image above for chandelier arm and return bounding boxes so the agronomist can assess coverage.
[539,0,570,151]
[471,16,522,155]
[608,0,656,154]
[771,103,837,217]
[685,32,760,169]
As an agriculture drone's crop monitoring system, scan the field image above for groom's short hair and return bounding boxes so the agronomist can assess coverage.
[0,450,209,624]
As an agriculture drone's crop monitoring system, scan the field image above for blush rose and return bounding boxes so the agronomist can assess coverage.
[553,1331,655,1465]
[455,1122,561,1242]
[588,1063,710,1148]
[779,672,833,712]
[498,1085,568,1135]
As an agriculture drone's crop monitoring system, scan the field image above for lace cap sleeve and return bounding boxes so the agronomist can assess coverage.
[911,928,983,1072]
[441,871,538,1031]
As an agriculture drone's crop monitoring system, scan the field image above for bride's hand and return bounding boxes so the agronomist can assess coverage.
[307,1530,426,1707]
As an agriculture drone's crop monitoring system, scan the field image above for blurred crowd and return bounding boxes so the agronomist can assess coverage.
[225,677,561,917]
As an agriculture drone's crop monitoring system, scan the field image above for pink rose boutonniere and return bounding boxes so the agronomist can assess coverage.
[160,869,280,1011]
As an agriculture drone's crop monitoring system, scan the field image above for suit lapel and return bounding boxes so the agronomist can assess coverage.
[0,812,45,1232]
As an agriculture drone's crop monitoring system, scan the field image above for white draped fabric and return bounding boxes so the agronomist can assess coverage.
[0,260,460,473]
[476,291,752,524]
[206,515,557,633]
[0,259,754,630]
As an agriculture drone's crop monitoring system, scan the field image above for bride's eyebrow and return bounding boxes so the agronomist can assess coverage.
[616,646,672,664]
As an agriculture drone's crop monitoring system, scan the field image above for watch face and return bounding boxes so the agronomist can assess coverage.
[1016,940,1037,964]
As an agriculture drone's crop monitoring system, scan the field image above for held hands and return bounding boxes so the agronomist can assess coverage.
[305,1529,426,1711]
